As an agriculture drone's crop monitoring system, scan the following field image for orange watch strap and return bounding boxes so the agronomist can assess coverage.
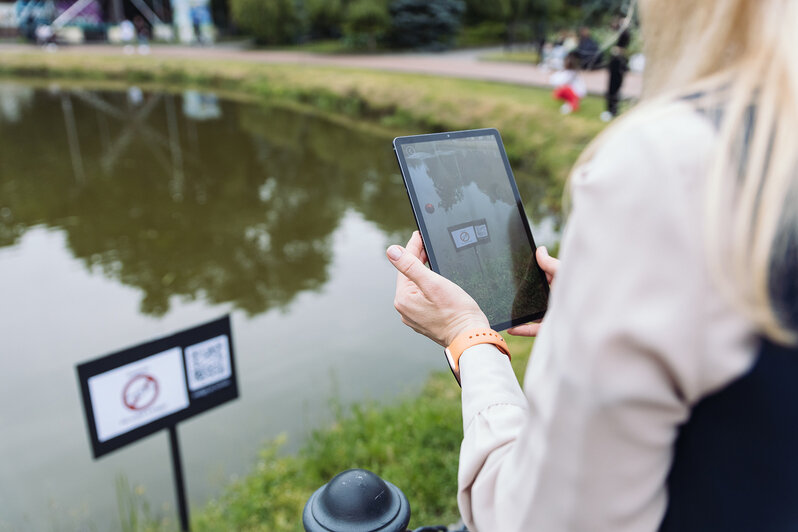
[446,328,510,375]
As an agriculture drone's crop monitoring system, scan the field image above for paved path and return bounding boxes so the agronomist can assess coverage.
[0,43,643,98]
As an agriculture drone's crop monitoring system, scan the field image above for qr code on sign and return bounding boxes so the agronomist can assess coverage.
[185,335,232,392]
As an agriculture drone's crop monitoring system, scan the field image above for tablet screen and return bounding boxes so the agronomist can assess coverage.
[394,129,549,330]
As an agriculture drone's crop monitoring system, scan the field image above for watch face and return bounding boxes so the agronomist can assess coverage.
[443,349,461,386]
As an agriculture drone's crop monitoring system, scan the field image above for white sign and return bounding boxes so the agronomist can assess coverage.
[475,223,489,239]
[88,347,189,442]
[451,225,477,249]
[185,334,232,391]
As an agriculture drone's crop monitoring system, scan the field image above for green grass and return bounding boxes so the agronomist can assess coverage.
[480,50,541,65]
[191,335,535,532]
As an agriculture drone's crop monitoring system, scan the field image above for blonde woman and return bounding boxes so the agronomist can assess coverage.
[386,0,798,530]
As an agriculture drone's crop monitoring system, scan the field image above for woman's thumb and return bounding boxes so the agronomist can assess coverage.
[387,245,433,289]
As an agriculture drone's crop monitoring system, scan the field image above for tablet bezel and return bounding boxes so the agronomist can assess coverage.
[393,128,549,331]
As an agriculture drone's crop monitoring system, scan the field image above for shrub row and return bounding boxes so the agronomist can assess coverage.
[229,0,633,50]
[230,0,466,50]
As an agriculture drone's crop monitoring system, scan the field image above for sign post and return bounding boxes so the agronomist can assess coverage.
[76,315,238,532]
[169,425,190,532]
[449,218,490,277]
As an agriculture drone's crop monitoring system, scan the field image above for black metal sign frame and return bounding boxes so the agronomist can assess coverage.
[447,218,491,251]
[76,315,238,459]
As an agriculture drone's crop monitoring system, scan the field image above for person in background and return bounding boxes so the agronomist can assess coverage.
[133,15,151,55]
[191,7,204,45]
[576,26,600,69]
[119,18,136,54]
[533,19,549,66]
[23,14,36,43]
[545,29,575,71]
[34,23,54,46]
[602,17,631,121]
[550,51,587,114]
[387,0,798,530]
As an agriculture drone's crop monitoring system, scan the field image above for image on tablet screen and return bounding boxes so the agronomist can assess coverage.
[402,135,548,327]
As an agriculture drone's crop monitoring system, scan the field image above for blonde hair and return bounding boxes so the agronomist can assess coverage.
[577,0,798,343]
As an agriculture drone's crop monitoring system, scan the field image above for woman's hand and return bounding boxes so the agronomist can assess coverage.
[507,246,560,337]
[387,231,489,347]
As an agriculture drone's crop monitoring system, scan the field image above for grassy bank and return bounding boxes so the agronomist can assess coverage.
[192,335,535,531]
[113,336,535,532]
[0,50,604,214]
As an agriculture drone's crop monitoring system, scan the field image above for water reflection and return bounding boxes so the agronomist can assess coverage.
[0,85,414,316]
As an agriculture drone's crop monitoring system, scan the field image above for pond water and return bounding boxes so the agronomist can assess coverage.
[0,82,559,531]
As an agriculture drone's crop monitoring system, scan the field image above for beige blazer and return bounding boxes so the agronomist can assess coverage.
[456,101,759,531]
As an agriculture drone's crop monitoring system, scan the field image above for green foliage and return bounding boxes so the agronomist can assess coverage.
[229,0,303,45]
[194,375,465,531]
[306,0,345,39]
[462,0,632,41]
[575,0,631,25]
[116,475,173,532]
[344,0,390,51]
[193,336,536,532]
[463,0,553,23]
[462,0,564,47]
[388,0,466,50]
[457,21,507,46]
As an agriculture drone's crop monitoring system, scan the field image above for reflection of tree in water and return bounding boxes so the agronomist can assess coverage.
[509,216,549,321]
[407,139,516,212]
[0,89,414,315]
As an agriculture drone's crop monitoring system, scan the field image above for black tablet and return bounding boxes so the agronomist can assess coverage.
[393,128,549,331]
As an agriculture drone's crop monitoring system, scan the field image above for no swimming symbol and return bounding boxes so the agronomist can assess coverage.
[122,374,159,411]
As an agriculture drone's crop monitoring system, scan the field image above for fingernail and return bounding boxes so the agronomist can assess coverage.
[539,246,549,256]
[387,246,403,260]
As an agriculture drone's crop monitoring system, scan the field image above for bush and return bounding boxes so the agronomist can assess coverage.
[306,0,344,39]
[462,0,506,23]
[458,21,507,47]
[344,0,390,51]
[388,0,466,50]
[229,0,303,45]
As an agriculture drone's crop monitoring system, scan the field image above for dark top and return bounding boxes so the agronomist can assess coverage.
[577,36,601,69]
[659,337,798,531]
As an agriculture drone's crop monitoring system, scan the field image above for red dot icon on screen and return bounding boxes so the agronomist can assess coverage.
[122,374,159,411]
[425,203,435,214]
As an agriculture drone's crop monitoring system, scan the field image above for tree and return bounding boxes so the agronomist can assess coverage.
[229,0,303,45]
[344,0,390,51]
[462,0,505,24]
[554,0,631,26]
[461,0,562,47]
[572,0,631,24]
[388,0,466,50]
[306,0,345,39]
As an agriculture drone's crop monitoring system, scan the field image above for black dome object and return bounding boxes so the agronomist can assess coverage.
[303,469,411,532]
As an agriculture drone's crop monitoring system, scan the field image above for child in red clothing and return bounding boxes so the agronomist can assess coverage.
[550,51,588,114]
